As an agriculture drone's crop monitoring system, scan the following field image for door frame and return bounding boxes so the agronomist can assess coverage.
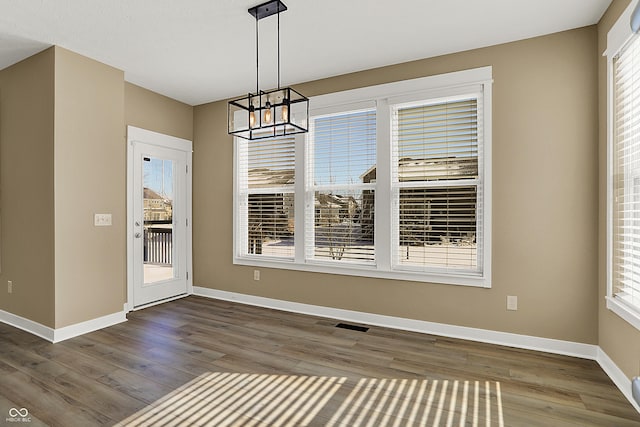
[126,126,193,311]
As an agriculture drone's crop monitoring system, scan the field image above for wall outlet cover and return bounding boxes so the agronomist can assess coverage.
[94,213,112,226]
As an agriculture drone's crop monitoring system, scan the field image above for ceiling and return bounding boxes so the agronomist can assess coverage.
[0,0,612,106]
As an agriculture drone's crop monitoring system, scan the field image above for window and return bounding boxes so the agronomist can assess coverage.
[607,2,640,330]
[607,2,640,329]
[307,110,377,263]
[613,35,640,313]
[234,67,492,287]
[392,98,482,274]
[236,136,296,259]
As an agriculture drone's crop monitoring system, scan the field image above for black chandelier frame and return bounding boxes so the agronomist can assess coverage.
[228,0,309,141]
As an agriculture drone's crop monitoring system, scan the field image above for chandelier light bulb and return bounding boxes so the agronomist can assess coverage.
[281,98,289,122]
[249,106,256,128]
[264,101,273,124]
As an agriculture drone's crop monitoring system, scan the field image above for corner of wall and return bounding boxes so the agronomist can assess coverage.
[53,47,126,328]
[0,47,56,328]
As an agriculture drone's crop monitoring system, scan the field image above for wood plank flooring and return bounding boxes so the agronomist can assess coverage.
[0,295,638,426]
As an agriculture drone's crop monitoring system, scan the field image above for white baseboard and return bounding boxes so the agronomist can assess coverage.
[0,309,127,343]
[52,311,127,343]
[192,287,598,360]
[598,348,640,413]
[0,309,55,342]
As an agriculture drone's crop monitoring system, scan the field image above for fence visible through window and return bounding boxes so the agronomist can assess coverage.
[144,223,173,265]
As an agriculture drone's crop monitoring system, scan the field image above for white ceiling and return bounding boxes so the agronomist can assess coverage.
[0,0,612,106]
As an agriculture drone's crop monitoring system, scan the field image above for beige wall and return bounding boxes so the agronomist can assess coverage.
[52,52,194,328]
[0,48,56,327]
[598,0,640,380]
[53,47,126,328]
[0,45,194,330]
[193,27,600,344]
[125,82,193,141]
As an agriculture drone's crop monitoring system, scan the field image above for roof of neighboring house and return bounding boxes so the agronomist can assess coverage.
[361,157,478,182]
[144,187,164,199]
[247,157,478,187]
[248,168,295,188]
[316,193,357,208]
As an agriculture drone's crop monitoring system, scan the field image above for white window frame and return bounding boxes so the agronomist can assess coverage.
[235,135,297,262]
[234,66,492,287]
[305,108,378,266]
[389,92,485,277]
[606,0,640,331]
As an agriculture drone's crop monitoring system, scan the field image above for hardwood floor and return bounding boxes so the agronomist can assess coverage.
[0,295,638,426]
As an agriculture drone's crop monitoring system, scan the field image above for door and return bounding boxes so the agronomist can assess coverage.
[127,126,192,309]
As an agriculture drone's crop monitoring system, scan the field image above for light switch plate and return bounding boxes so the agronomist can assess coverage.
[507,295,518,311]
[94,213,112,226]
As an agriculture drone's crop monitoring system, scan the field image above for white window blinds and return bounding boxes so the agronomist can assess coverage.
[234,67,492,287]
[307,110,376,263]
[392,97,482,273]
[238,136,295,258]
[612,33,640,312]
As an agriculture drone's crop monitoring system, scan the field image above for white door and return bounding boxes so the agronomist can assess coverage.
[127,126,192,309]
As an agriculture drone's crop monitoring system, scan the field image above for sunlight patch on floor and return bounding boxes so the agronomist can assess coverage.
[327,379,503,427]
[116,373,504,427]
[116,372,345,427]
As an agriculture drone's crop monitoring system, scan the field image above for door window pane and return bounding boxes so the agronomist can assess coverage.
[143,157,175,283]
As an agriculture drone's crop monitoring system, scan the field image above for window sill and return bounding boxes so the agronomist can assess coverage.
[234,256,490,288]
[606,296,640,332]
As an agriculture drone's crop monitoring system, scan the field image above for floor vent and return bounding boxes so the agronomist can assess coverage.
[335,323,369,332]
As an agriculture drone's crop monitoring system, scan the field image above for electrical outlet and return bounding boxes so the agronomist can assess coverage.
[507,295,518,311]
[94,213,112,226]
[7,281,12,294]
[253,270,260,281]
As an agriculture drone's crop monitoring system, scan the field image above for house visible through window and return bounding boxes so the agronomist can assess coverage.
[234,67,492,287]
[307,110,376,263]
[392,98,481,274]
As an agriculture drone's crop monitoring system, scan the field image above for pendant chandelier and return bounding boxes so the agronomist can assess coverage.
[228,0,309,140]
